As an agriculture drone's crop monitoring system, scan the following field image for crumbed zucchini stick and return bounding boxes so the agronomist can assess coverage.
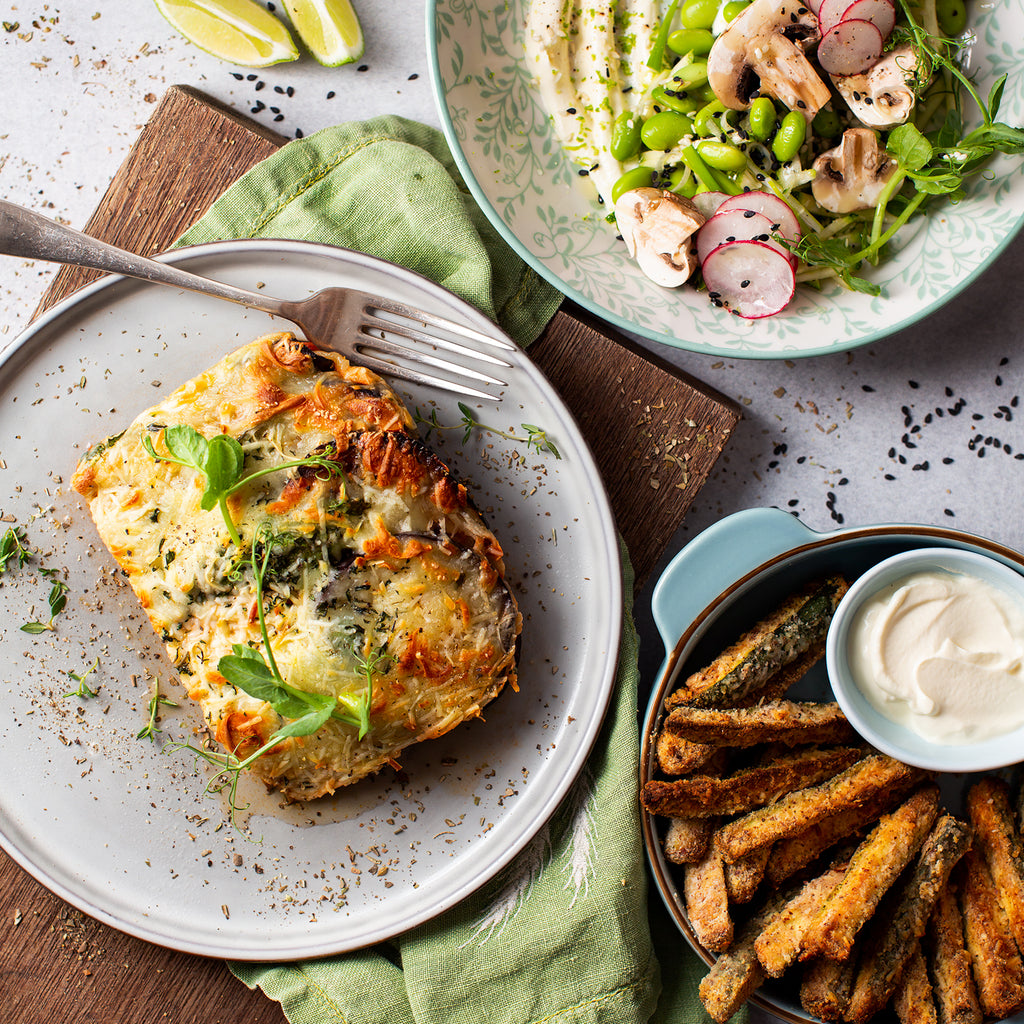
[800,784,941,962]
[684,846,733,953]
[656,645,822,775]
[765,784,910,887]
[800,955,857,1022]
[698,887,794,1024]
[715,753,923,863]
[846,814,971,1024]
[642,746,863,818]
[893,944,938,1024]
[926,879,981,1024]
[966,776,1024,953]
[660,700,856,749]
[755,861,849,978]
[960,846,1024,1020]
[663,816,713,865]
[669,577,848,711]
[724,844,773,905]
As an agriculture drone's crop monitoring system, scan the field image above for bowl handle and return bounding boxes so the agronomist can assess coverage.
[651,508,819,653]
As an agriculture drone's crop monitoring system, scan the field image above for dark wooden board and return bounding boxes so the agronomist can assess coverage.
[3,84,740,1023]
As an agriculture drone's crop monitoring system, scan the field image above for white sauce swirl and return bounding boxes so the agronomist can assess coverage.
[847,569,1024,744]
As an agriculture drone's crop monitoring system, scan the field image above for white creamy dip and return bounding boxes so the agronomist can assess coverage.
[847,569,1024,744]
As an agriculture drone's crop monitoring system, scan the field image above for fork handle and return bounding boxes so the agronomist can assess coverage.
[0,200,285,316]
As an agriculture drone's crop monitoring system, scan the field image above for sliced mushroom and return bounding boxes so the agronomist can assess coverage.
[707,0,831,120]
[614,187,706,287]
[811,128,898,213]
[833,44,921,129]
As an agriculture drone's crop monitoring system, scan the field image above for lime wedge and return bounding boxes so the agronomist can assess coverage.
[153,0,299,67]
[281,0,365,66]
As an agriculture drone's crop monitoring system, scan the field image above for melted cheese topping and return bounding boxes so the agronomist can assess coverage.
[73,333,520,800]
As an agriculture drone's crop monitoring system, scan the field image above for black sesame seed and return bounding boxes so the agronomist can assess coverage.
[944,508,955,517]
[255,80,265,91]
[740,280,751,288]
[862,385,875,392]
[408,73,419,81]
[358,64,368,71]
[327,90,336,99]
[942,457,954,464]
[743,209,757,218]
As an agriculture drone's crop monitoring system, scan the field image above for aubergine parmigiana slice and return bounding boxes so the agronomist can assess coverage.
[71,332,521,801]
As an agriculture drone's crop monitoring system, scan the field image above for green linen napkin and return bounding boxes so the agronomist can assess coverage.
[174,116,719,1024]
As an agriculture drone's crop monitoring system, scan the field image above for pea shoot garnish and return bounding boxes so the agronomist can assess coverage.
[143,425,340,547]
[170,521,388,826]
[415,403,562,460]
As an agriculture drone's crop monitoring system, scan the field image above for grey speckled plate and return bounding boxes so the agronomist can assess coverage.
[0,240,621,961]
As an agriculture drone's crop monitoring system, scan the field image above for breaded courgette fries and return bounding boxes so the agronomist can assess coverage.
[642,575,1024,1024]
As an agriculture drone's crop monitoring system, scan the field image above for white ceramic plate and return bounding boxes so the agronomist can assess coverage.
[640,508,1024,1024]
[0,240,622,960]
[428,0,1024,358]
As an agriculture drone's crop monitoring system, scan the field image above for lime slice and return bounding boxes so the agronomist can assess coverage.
[153,0,299,67]
[281,0,365,66]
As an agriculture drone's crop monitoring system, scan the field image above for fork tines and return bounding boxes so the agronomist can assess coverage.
[357,297,516,402]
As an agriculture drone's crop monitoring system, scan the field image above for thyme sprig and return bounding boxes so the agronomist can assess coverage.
[138,682,178,741]
[143,425,340,547]
[63,657,100,700]
[0,526,32,573]
[416,404,562,460]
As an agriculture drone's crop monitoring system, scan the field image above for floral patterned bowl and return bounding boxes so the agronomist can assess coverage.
[427,0,1024,358]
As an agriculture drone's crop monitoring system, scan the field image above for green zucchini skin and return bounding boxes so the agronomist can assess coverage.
[682,576,849,711]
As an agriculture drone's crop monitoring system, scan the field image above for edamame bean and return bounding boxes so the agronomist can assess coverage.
[652,85,701,114]
[611,166,656,203]
[695,139,748,173]
[936,0,967,34]
[641,110,695,151]
[692,99,725,136]
[747,97,776,142]
[679,0,719,30]
[812,108,842,139]
[771,110,806,163]
[610,112,643,161]
[721,0,749,21]
[667,28,715,56]
[671,60,710,90]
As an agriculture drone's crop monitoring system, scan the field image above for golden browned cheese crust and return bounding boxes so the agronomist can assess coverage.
[72,332,521,800]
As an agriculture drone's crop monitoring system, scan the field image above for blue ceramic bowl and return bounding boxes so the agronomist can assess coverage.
[827,546,1024,773]
[640,508,1024,1024]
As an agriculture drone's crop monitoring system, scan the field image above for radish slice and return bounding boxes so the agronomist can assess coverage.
[691,190,730,219]
[817,0,851,31]
[837,0,895,36]
[716,192,802,243]
[817,19,884,75]
[803,0,825,14]
[701,240,796,319]
[696,209,794,267]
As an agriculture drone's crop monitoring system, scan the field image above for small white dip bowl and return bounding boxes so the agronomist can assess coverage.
[826,546,1024,773]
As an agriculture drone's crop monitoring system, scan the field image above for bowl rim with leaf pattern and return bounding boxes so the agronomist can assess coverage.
[427,0,1024,359]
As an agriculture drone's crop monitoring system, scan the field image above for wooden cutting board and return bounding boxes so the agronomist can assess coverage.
[1,85,739,1023]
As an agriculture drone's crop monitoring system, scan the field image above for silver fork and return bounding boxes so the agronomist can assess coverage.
[0,200,515,402]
